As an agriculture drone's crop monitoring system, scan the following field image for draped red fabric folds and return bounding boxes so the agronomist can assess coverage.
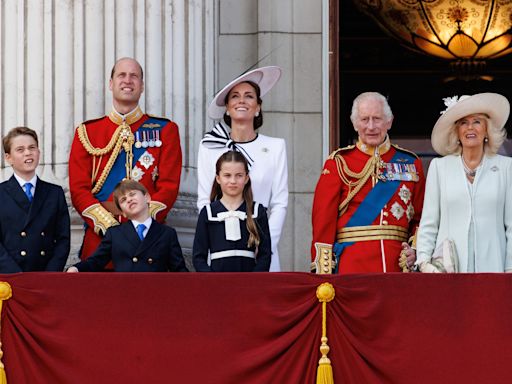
[0,273,511,383]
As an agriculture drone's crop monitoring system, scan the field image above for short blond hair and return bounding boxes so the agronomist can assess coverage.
[445,114,506,155]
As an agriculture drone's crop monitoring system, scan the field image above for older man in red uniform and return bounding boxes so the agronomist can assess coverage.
[69,57,182,260]
[311,92,425,274]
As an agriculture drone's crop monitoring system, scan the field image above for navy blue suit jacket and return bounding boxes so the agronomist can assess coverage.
[0,176,70,273]
[74,220,188,272]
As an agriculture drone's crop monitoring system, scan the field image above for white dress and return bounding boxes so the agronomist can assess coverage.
[197,123,288,271]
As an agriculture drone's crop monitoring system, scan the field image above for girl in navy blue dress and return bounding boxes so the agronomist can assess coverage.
[193,151,271,272]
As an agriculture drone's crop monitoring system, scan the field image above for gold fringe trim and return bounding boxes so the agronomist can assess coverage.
[316,282,335,384]
[0,282,12,384]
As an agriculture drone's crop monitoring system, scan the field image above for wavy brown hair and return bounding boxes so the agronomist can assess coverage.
[210,151,260,248]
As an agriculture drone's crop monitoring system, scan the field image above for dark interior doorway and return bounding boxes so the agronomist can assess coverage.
[339,1,512,149]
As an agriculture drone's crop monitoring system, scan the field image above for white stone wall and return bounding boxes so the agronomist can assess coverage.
[215,0,325,271]
[0,0,214,265]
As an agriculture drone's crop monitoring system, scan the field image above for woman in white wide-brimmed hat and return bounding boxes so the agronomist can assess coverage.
[197,66,288,272]
[416,93,512,273]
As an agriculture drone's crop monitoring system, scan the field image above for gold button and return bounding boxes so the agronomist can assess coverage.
[323,261,329,266]
[383,212,389,217]
[20,232,27,237]
[41,232,45,236]
[382,220,388,225]
[323,255,329,260]
[323,267,329,272]
[40,251,45,256]
[147,258,153,264]
[322,249,329,254]
[20,251,27,256]
[132,257,138,263]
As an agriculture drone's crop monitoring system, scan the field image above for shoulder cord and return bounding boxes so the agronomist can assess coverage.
[335,155,379,217]
[77,123,133,195]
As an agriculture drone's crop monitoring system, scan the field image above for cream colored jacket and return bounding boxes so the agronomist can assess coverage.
[417,154,512,272]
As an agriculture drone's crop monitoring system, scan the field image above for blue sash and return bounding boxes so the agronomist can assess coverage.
[333,150,416,271]
[94,117,166,201]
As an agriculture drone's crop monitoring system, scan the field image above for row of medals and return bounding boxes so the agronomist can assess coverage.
[134,130,162,149]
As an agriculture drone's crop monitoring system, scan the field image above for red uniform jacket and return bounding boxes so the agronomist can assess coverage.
[311,137,425,273]
[69,107,182,259]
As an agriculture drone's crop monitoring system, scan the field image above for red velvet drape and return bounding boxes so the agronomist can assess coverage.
[0,273,511,383]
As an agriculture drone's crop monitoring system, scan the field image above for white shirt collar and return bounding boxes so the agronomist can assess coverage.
[13,173,37,189]
[131,217,153,235]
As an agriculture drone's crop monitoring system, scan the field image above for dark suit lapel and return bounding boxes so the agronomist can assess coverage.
[120,222,142,249]
[134,221,164,256]
[5,176,31,213]
[26,178,48,225]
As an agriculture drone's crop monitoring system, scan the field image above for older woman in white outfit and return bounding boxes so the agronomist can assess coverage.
[416,93,512,273]
[197,66,288,271]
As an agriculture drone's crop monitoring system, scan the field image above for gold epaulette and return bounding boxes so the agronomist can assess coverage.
[328,144,355,160]
[82,203,120,236]
[149,201,167,219]
[391,144,420,159]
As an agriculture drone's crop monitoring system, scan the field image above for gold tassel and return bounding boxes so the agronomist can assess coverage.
[316,282,335,384]
[0,282,12,384]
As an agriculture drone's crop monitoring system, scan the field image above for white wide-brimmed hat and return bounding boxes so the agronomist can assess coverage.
[208,66,282,120]
[431,93,510,156]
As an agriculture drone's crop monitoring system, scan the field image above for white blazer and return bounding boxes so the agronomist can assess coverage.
[417,154,512,272]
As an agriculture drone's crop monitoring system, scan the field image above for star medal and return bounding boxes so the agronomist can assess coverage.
[139,151,155,170]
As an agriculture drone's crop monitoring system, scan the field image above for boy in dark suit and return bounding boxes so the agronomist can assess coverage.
[67,180,187,272]
[0,127,70,273]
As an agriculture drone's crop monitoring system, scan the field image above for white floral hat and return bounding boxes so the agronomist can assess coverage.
[431,93,510,155]
[208,66,282,120]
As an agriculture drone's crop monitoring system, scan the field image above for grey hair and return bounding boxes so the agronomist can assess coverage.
[446,114,506,155]
[350,92,393,125]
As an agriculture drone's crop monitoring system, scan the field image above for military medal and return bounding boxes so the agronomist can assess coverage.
[139,151,155,170]
[154,130,162,147]
[141,131,149,148]
[131,166,144,182]
[135,131,142,148]
[148,131,155,147]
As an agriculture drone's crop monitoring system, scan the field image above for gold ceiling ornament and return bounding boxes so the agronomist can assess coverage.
[355,0,512,80]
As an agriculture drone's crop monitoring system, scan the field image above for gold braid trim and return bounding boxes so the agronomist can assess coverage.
[335,154,380,216]
[82,203,120,235]
[149,201,167,219]
[78,123,123,156]
[78,123,135,195]
[91,137,125,195]
[312,243,334,274]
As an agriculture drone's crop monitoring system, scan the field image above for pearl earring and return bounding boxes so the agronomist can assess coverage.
[484,137,489,143]
[457,140,461,145]
[255,111,260,117]
[226,111,230,116]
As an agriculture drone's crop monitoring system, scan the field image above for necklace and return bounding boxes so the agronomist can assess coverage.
[462,156,480,178]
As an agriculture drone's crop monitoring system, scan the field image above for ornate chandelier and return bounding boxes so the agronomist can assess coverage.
[354,0,512,79]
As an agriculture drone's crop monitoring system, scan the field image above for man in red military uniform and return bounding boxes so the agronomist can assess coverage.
[311,92,425,274]
[69,57,182,260]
